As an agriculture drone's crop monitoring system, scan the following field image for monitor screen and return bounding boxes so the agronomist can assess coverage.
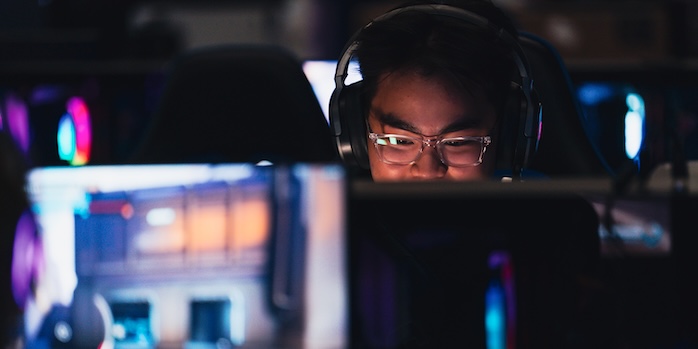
[302,60,361,124]
[23,163,346,349]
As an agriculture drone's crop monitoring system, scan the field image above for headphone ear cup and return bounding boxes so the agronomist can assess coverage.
[515,87,542,173]
[496,83,542,176]
[495,83,522,172]
[331,81,370,170]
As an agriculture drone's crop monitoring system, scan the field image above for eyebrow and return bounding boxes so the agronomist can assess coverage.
[371,110,483,135]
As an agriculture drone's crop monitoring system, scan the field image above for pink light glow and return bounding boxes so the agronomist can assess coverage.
[488,251,516,349]
[66,97,92,165]
[11,210,44,310]
[5,93,31,153]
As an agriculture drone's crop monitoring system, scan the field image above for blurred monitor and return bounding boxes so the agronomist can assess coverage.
[23,163,346,349]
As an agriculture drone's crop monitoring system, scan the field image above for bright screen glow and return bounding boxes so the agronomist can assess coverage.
[302,60,361,123]
[25,164,346,349]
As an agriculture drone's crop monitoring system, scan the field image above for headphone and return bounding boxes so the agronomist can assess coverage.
[329,4,542,178]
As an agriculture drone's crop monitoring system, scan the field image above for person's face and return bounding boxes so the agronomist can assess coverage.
[367,70,498,181]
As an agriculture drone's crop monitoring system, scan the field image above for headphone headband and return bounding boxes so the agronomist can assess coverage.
[334,4,531,90]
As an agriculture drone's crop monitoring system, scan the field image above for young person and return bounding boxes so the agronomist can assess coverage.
[333,2,610,348]
[330,0,541,181]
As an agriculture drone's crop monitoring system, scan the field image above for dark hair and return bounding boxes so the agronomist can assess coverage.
[354,0,519,120]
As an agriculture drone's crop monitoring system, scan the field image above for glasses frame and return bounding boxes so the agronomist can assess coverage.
[368,132,492,167]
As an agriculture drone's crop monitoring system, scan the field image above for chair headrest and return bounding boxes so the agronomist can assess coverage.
[520,32,613,178]
[130,44,338,165]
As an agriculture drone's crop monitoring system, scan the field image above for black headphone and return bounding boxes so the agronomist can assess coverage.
[329,4,542,178]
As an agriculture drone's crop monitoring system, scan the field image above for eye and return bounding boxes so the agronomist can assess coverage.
[379,135,415,146]
[442,138,477,147]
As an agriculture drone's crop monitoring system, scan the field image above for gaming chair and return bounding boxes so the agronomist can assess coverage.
[519,32,613,178]
[128,44,338,165]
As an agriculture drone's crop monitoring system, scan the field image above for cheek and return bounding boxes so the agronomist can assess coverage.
[446,167,491,181]
[368,146,406,181]
[445,142,497,180]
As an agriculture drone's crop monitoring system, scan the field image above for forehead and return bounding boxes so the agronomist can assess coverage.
[369,70,497,134]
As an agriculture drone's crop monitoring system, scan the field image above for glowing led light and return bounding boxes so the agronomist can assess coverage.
[68,97,92,165]
[624,93,645,160]
[485,280,506,349]
[5,93,31,153]
[486,251,516,349]
[53,321,73,343]
[57,113,76,162]
[11,210,42,310]
[57,97,92,166]
[121,204,134,220]
[146,207,176,226]
[577,83,614,106]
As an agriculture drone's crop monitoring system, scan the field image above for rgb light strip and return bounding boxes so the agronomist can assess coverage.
[486,250,516,349]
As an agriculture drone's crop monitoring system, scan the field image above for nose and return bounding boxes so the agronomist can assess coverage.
[410,146,446,180]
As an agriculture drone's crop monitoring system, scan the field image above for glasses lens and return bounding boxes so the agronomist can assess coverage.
[439,138,484,166]
[373,135,420,164]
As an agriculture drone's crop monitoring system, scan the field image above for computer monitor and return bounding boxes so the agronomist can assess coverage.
[346,179,604,348]
[345,177,677,348]
[23,163,346,349]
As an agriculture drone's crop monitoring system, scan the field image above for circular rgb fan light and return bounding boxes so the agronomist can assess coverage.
[57,97,92,166]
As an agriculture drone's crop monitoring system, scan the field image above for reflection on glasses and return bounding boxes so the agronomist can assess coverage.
[368,133,491,167]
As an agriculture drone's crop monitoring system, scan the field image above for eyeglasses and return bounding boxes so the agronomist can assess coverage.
[368,132,491,167]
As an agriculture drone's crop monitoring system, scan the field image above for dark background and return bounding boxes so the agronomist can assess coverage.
[2,0,697,172]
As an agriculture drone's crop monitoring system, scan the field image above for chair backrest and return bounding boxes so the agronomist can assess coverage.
[129,44,338,165]
[520,32,613,178]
